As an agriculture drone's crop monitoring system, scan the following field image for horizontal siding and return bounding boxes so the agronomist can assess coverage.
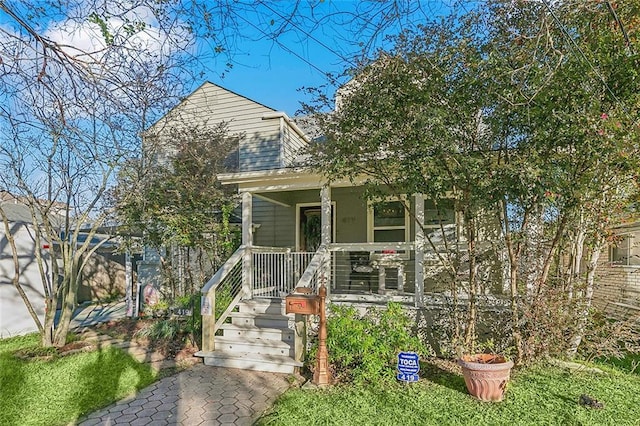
[252,198,295,248]
[253,198,296,249]
[593,253,640,319]
[150,84,275,134]
[148,82,284,172]
[1,223,47,337]
[240,123,282,171]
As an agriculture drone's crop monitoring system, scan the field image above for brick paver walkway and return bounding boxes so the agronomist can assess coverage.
[78,364,292,426]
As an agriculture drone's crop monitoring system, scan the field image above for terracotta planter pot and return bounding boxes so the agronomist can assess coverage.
[457,354,514,402]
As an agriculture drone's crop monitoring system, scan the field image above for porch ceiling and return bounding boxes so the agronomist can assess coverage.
[218,167,364,193]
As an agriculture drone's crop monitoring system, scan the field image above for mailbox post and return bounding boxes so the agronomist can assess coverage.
[285,280,332,386]
[313,281,331,386]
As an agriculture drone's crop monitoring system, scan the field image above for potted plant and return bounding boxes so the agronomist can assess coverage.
[457,353,514,402]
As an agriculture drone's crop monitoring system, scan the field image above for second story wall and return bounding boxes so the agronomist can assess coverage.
[147,82,308,172]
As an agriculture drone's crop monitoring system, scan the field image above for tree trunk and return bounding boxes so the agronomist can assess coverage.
[52,253,79,347]
[522,206,544,295]
[567,242,603,357]
[567,226,586,300]
[42,299,56,347]
[499,199,524,363]
[536,216,567,293]
[53,274,75,347]
[464,213,477,352]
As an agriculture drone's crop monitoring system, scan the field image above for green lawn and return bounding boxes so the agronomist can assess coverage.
[0,333,157,426]
[259,359,640,426]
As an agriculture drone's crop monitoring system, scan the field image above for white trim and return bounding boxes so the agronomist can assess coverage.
[295,201,336,252]
[262,112,311,143]
[609,229,640,268]
[328,242,414,251]
[242,192,253,246]
[278,116,285,167]
[414,193,425,308]
[218,168,367,192]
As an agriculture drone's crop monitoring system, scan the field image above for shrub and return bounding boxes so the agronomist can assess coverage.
[135,318,185,342]
[579,308,640,362]
[311,302,432,384]
[143,298,170,318]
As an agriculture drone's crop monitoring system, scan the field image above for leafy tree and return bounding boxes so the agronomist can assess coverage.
[0,1,199,347]
[111,122,241,298]
[0,0,443,347]
[480,0,640,361]
[309,1,640,362]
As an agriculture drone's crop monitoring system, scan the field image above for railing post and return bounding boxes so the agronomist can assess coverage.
[415,193,425,308]
[322,248,331,299]
[201,291,215,352]
[242,192,253,298]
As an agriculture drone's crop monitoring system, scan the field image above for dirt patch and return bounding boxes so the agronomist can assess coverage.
[59,340,95,355]
[13,340,95,361]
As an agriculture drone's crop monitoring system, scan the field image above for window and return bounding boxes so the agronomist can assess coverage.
[610,230,640,267]
[367,199,410,243]
[424,199,458,243]
[424,199,456,228]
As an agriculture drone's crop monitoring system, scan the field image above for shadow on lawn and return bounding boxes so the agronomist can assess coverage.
[74,342,156,421]
[420,359,468,394]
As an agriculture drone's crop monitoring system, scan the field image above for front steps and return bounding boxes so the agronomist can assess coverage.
[196,298,302,374]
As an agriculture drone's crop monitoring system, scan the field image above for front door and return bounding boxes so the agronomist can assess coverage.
[297,204,334,251]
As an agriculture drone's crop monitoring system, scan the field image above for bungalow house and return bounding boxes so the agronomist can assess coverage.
[145,82,505,373]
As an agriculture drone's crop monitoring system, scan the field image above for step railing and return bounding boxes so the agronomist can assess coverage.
[296,246,330,293]
[201,245,246,352]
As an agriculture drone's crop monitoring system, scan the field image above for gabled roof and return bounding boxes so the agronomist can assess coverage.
[145,81,277,136]
[0,201,32,223]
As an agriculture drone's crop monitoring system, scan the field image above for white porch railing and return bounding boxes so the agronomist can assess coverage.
[200,241,491,351]
[252,249,316,298]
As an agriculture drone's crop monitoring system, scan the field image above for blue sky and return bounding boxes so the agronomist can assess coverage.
[190,1,455,116]
[208,33,340,117]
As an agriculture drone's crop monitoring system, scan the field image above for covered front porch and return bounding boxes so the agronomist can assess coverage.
[199,169,470,351]
[228,169,449,299]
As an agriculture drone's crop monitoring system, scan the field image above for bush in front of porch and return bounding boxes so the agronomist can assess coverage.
[308,302,432,384]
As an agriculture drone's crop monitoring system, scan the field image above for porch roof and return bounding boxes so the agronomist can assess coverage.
[218,167,365,193]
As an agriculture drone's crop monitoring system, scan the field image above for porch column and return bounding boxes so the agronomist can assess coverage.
[320,185,332,294]
[414,193,425,307]
[242,192,253,298]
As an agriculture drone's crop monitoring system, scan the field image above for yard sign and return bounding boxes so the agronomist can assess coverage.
[397,351,420,383]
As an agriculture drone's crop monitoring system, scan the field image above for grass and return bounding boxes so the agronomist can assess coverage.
[0,333,158,426]
[258,358,640,426]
